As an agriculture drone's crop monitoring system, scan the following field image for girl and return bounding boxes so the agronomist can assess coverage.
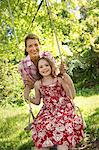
[18,33,76,102]
[28,57,84,150]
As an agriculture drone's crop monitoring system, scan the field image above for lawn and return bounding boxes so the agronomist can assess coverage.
[0,95,99,150]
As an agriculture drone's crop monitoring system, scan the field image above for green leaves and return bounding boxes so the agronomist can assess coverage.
[0,0,99,105]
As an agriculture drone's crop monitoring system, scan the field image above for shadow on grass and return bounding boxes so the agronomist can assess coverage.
[0,106,99,150]
[0,138,34,150]
[83,107,99,149]
[18,140,34,150]
[0,140,15,150]
[0,113,28,137]
[85,107,99,140]
[0,113,34,150]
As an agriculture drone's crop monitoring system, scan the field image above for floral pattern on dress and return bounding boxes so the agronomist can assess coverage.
[31,79,84,148]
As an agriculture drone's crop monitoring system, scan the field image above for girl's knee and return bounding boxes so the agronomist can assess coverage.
[57,144,68,150]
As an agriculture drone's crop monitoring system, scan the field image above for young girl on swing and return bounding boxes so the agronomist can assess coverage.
[28,57,84,150]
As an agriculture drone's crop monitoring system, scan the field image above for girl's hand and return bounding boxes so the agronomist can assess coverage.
[59,61,67,75]
[52,63,57,77]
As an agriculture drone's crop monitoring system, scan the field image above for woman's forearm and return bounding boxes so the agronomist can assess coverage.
[24,85,31,100]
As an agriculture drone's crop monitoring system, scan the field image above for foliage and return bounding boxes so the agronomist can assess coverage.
[0,0,99,105]
[0,104,33,150]
[67,48,99,87]
[76,85,99,97]
[85,107,99,142]
[0,60,24,105]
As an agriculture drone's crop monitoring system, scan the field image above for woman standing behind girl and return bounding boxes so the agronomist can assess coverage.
[28,57,84,150]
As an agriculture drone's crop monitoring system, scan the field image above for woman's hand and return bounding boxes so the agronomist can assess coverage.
[24,75,35,89]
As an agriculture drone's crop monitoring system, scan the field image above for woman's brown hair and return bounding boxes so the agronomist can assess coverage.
[24,34,40,56]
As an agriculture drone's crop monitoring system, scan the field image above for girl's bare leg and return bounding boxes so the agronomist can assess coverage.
[57,144,68,150]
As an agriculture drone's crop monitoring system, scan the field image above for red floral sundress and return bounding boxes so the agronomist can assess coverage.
[31,79,84,148]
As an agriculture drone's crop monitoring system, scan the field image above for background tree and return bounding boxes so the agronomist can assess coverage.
[0,0,98,105]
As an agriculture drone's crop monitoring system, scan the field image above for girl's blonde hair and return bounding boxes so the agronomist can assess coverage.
[37,57,56,79]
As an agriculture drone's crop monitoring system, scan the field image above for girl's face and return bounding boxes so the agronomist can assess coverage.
[38,59,52,77]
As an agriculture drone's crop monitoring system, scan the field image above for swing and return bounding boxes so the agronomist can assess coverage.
[7,1,85,149]
[24,0,85,133]
[24,4,86,150]
[24,0,63,132]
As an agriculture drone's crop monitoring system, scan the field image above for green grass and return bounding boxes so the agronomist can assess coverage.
[74,95,99,117]
[0,95,99,150]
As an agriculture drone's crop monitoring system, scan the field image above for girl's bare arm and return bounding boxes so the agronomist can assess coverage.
[28,81,41,105]
[58,77,73,100]
[62,73,76,99]
[59,62,76,99]
[58,77,76,108]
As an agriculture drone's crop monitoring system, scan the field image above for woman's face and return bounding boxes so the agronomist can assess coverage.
[38,59,52,77]
[26,39,40,60]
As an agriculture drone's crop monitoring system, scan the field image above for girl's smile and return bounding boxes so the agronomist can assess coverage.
[38,59,51,77]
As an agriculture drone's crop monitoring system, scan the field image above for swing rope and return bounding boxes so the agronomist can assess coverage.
[24,99,35,131]
[24,0,85,132]
[25,0,63,130]
[45,0,62,62]
[26,0,44,35]
[7,0,18,44]
[45,1,85,128]
[24,0,59,131]
[24,95,35,131]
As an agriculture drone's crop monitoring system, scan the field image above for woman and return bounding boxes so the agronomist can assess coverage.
[18,34,76,101]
